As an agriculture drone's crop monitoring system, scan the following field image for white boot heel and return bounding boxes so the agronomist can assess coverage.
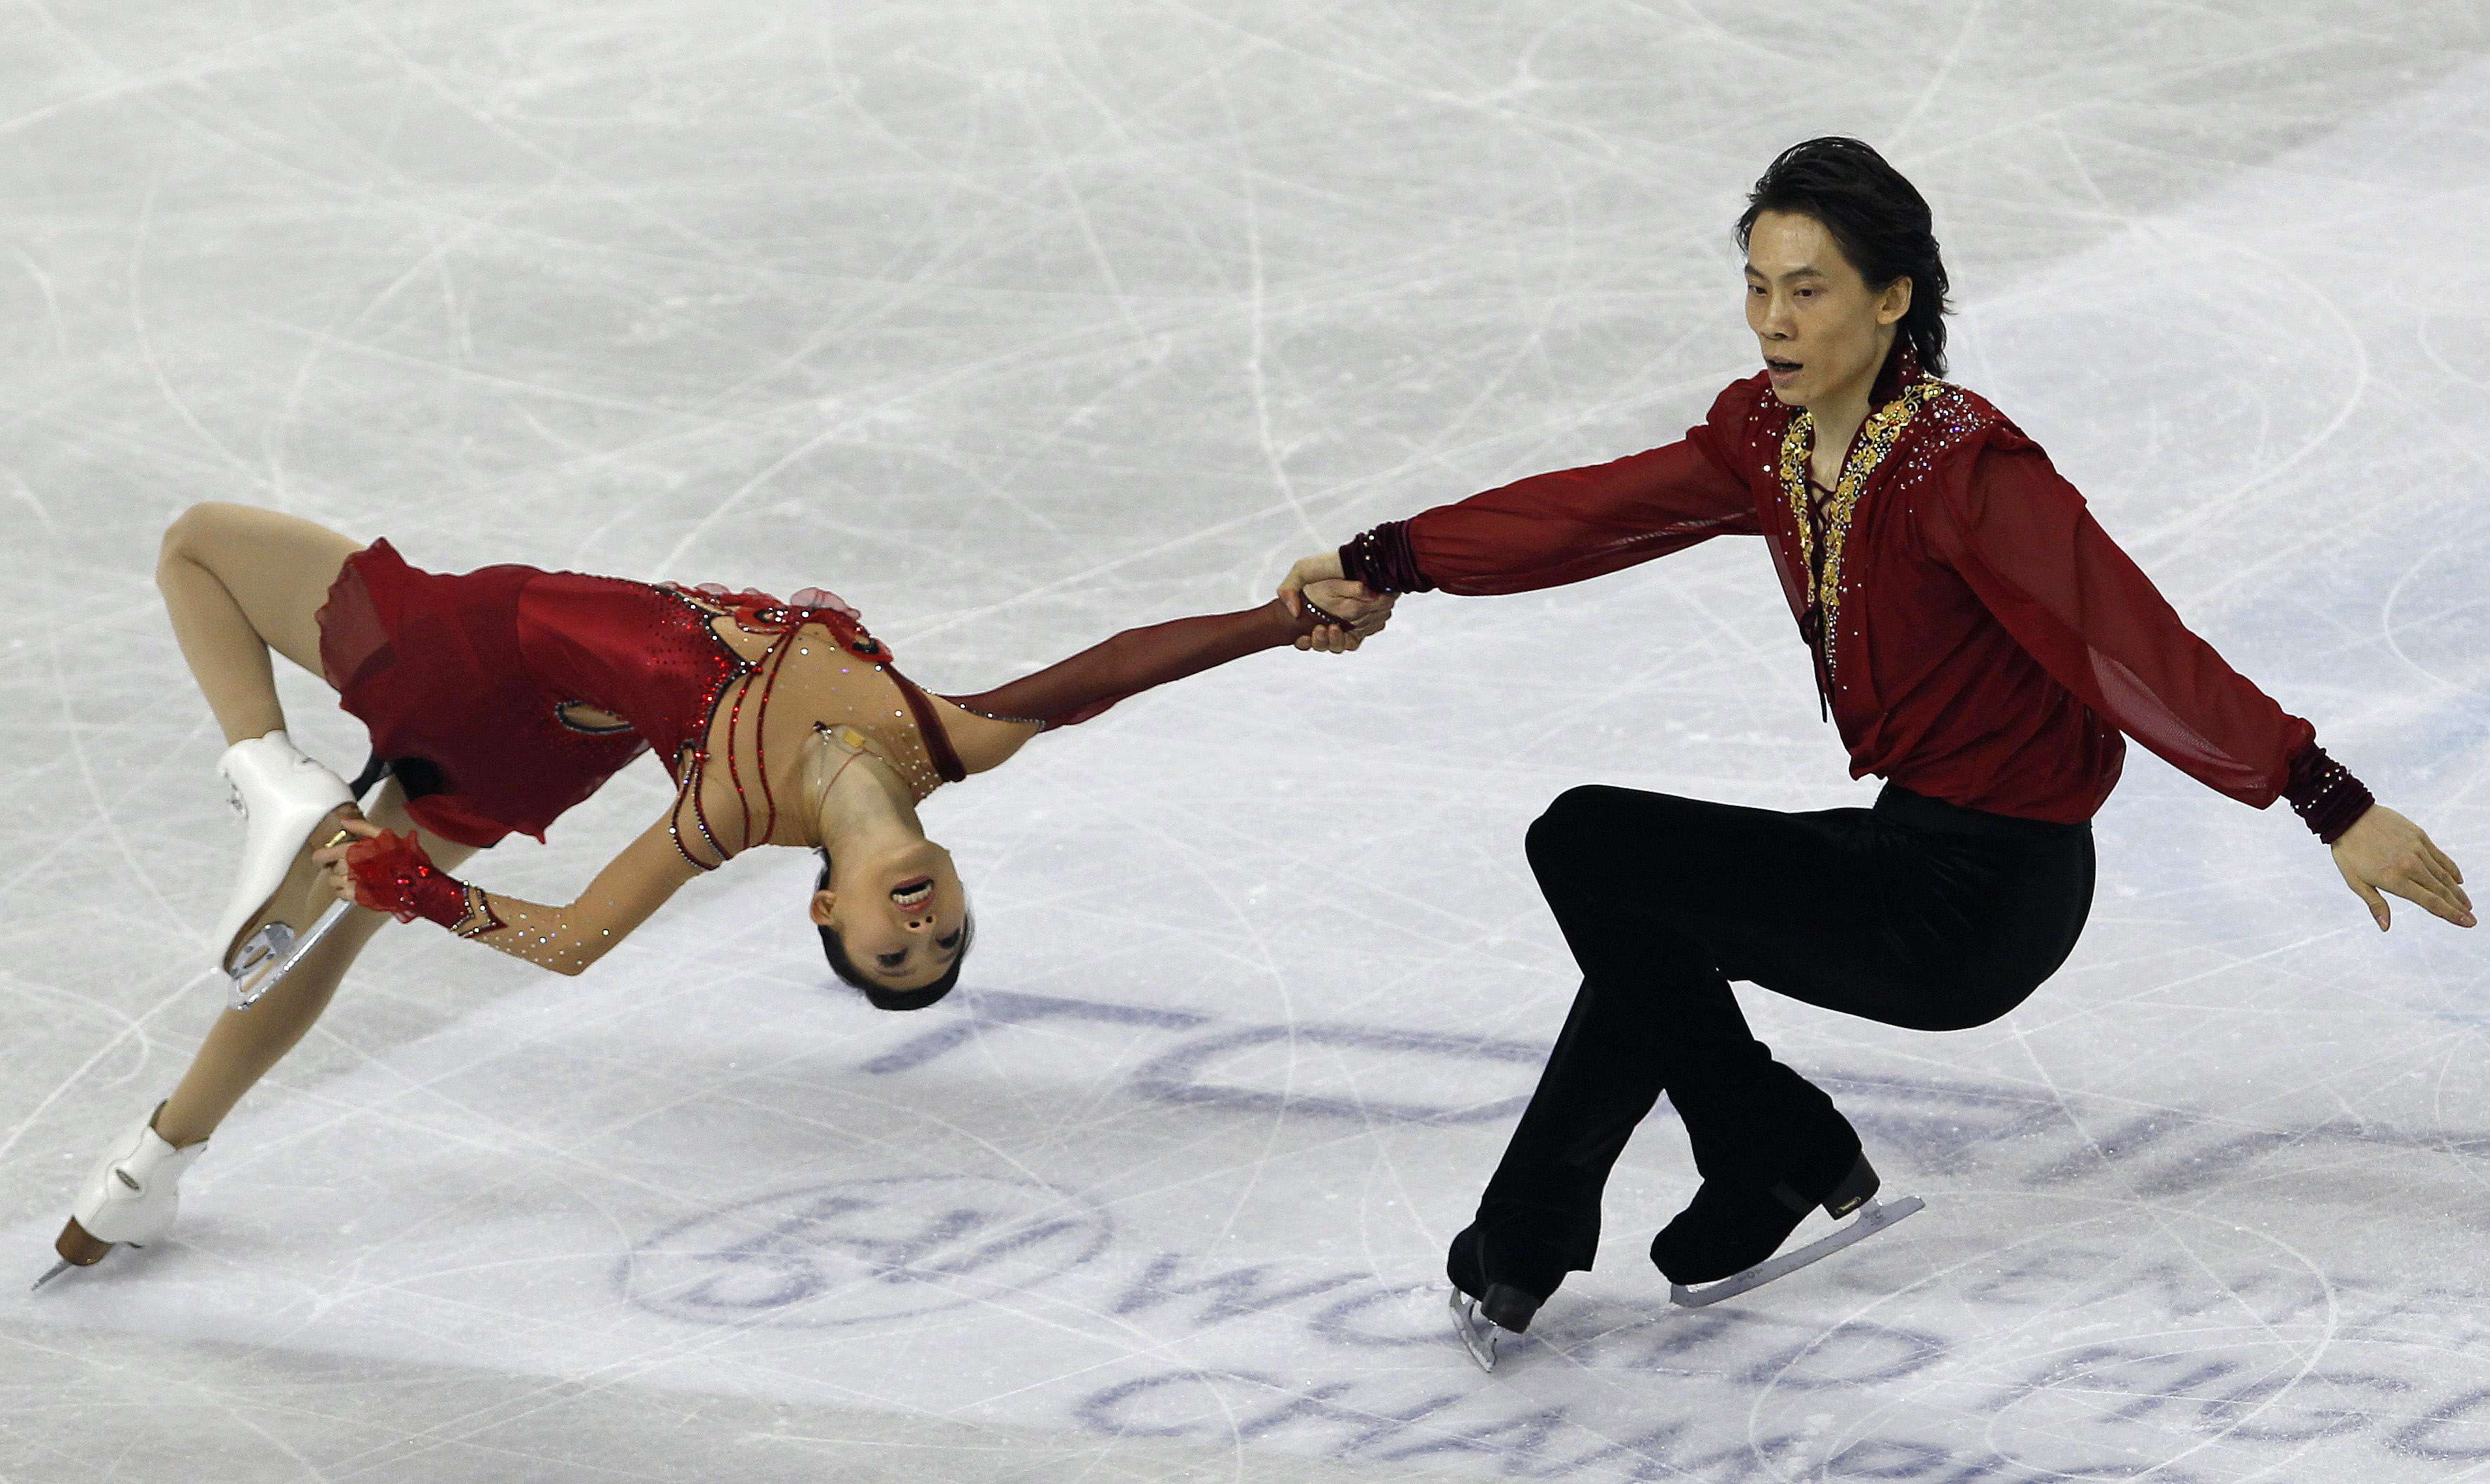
[214,730,356,1010]
[43,1107,207,1282]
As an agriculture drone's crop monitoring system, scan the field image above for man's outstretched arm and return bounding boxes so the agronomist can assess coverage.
[1285,432,1758,616]
[1924,429,2471,934]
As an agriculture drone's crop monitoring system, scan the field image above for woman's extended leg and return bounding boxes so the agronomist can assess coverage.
[150,502,488,1145]
[155,501,363,745]
[56,509,460,1270]
[53,777,479,1272]
[153,776,477,1147]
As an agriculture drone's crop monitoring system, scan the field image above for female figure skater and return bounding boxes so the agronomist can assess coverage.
[46,504,1389,1281]
[1273,136,2472,1366]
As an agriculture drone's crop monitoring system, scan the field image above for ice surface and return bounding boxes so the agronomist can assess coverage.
[5,4,2490,1480]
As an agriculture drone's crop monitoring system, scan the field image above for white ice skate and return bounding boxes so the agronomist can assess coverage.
[32,1107,207,1289]
[214,730,358,1010]
[1666,1192,1924,1308]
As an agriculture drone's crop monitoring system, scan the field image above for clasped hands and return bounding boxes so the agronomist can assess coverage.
[1280,550,1394,653]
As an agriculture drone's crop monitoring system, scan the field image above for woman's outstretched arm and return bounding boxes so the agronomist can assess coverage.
[313,810,703,975]
[945,578,1390,738]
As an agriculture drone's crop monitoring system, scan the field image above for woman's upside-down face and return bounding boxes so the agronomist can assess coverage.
[811,838,968,993]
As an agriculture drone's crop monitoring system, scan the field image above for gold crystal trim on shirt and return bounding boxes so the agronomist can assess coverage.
[1777,376,1947,687]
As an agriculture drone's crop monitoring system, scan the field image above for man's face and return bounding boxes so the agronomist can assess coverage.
[1744,210,1909,412]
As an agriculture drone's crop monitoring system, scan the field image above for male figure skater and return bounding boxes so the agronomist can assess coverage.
[1278,136,2470,1368]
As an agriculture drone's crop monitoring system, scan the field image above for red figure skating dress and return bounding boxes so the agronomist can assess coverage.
[316,538,1328,861]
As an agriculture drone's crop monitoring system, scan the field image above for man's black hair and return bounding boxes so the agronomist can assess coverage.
[1737,136,1952,377]
[815,854,972,1011]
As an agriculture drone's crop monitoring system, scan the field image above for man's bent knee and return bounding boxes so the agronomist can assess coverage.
[1526,784,1664,876]
[1527,786,1604,868]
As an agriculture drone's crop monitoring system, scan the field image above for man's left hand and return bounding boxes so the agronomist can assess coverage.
[2332,805,2473,930]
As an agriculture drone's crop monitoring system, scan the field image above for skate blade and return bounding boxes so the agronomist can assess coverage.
[221,801,370,1010]
[34,1216,115,1291]
[1448,1289,1505,1373]
[227,897,353,1010]
[1668,1195,1925,1309]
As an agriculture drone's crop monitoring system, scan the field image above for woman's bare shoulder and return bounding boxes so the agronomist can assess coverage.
[930,698,1044,776]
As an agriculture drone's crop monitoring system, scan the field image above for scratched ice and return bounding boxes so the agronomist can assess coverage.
[6,5,2490,1482]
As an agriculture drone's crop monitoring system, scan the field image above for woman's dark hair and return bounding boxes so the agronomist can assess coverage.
[1736,136,1951,377]
[815,854,973,1011]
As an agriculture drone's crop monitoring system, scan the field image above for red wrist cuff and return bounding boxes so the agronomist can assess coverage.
[2283,743,2374,845]
[1339,521,1434,595]
[345,828,474,928]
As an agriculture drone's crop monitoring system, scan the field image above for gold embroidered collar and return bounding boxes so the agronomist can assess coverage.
[1776,376,1945,689]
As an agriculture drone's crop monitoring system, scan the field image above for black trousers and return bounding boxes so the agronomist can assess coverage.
[1476,781,2096,1273]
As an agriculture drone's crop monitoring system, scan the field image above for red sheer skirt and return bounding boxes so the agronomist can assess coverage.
[316,540,648,848]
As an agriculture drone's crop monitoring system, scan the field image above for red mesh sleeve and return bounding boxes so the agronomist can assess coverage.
[1338,385,1763,597]
[1922,427,2320,810]
[949,599,1316,729]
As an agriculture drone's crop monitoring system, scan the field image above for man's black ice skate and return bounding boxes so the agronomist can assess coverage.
[1445,1219,1570,1373]
[1651,1150,1923,1308]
